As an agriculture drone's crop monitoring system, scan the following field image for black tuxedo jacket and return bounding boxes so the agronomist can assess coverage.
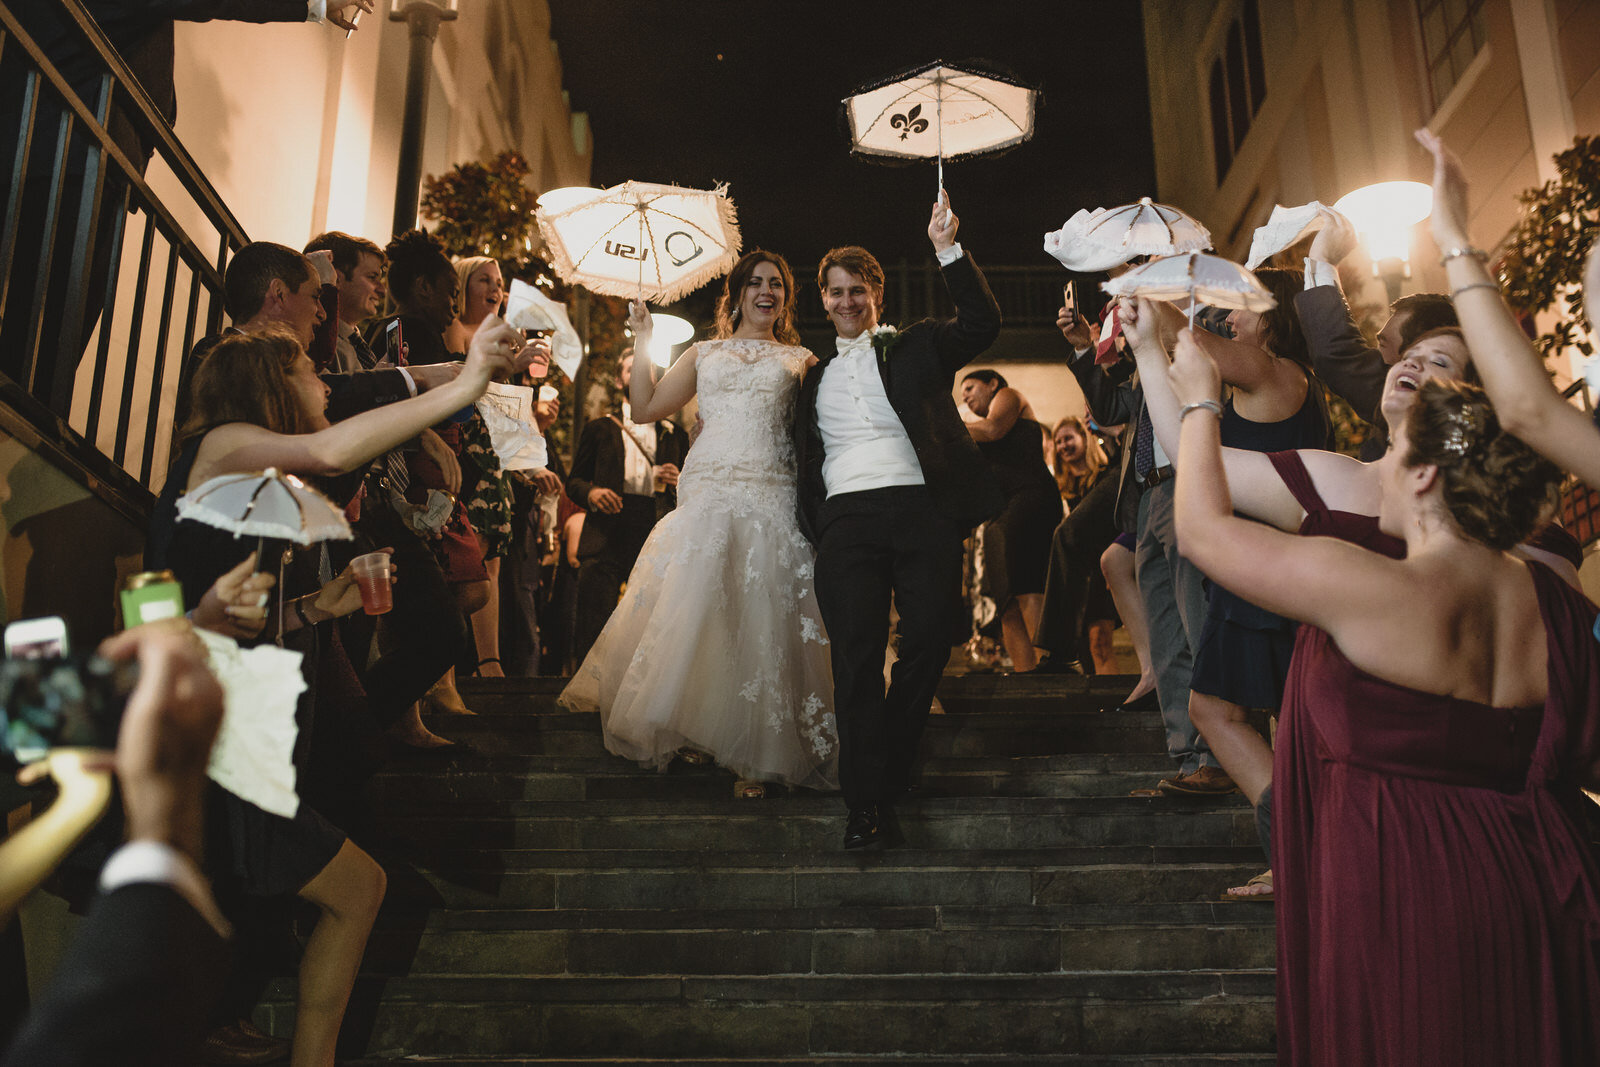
[1068,349,1143,535]
[793,253,1004,544]
[565,413,690,560]
[1,883,229,1067]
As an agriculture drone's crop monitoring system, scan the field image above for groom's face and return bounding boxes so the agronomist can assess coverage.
[821,266,880,339]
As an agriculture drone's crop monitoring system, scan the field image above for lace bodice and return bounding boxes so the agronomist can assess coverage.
[677,339,811,512]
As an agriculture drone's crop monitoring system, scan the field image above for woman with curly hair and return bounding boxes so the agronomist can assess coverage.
[1169,326,1600,1065]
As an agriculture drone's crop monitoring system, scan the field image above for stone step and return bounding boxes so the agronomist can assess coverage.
[377,847,1266,911]
[345,1057,1274,1066]
[369,753,1181,805]
[376,796,1255,853]
[428,712,1169,759]
[359,901,1274,977]
[260,971,1275,1059]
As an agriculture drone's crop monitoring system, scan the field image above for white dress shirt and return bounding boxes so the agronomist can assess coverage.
[100,841,231,939]
[618,401,658,496]
[815,245,966,499]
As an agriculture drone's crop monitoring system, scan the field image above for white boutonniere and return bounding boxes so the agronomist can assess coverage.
[869,324,901,367]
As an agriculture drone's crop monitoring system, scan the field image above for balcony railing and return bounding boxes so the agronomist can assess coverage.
[0,0,249,521]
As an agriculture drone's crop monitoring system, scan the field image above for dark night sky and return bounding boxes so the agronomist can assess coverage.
[545,1,1157,277]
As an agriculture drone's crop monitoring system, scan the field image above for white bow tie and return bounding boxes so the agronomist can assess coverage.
[836,334,874,357]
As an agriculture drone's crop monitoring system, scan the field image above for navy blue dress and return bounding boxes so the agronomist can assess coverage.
[1189,372,1332,708]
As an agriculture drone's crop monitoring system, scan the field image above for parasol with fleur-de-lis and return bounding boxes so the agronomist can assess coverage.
[1101,250,1276,327]
[1044,198,1213,273]
[844,60,1039,200]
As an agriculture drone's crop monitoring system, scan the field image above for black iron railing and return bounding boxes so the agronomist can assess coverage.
[0,0,249,520]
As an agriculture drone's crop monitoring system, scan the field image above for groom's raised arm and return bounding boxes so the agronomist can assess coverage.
[923,196,1001,376]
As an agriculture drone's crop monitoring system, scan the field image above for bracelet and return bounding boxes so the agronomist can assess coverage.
[1179,399,1223,421]
[1450,281,1500,299]
[293,598,312,627]
[1439,245,1488,266]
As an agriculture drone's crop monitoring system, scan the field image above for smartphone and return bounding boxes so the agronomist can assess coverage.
[1062,280,1078,317]
[0,654,137,767]
[5,617,68,660]
[385,317,404,364]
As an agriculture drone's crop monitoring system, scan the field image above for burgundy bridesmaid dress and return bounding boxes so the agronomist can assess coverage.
[1268,451,1600,1065]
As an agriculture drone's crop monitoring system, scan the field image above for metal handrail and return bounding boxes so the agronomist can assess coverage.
[0,0,253,519]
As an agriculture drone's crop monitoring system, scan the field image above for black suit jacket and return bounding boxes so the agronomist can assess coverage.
[1068,348,1143,536]
[565,414,689,560]
[793,253,1004,545]
[1294,284,1389,460]
[1,883,229,1067]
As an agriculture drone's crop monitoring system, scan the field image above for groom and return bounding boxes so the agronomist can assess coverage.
[794,196,1003,849]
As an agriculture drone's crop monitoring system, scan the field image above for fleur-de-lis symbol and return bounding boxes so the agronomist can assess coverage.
[889,103,929,141]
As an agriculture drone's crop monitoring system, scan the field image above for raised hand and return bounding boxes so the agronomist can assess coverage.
[1415,128,1472,253]
[1170,328,1223,408]
[627,300,654,343]
[326,0,373,32]
[1309,210,1358,266]
[516,336,552,379]
[464,314,525,387]
[191,553,275,641]
[928,190,958,252]
[1057,305,1093,350]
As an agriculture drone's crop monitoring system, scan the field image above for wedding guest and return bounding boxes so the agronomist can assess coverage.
[503,385,565,675]
[1169,329,1599,1063]
[447,256,516,678]
[149,319,521,1066]
[1124,269,1331,799]
[304,232,388,373]
[960,370,1062,672]
[369,230,488,715]
[1,625,230,1067]
[1059,293,1224,788]
[1295,213,1456,460]
[565,348,690,664]
[1048,415,1121,675]
[1417,127,1600,489]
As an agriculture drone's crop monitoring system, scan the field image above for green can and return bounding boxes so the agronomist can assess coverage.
[120,570,185,629]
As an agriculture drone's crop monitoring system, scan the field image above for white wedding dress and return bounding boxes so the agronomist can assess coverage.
[558,339,838,789]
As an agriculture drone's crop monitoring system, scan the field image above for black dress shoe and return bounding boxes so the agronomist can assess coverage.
[843,806,887,850]
[1033,656,1084,675]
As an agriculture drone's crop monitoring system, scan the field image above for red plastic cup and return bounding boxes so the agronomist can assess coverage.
[350,552,393,615]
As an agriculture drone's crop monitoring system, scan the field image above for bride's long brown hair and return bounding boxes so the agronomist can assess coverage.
[715,249,801,345]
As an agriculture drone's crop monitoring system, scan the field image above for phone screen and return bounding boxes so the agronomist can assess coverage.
[1063,281,1078,316]
[0,654,136,766]
[5,618,67,660]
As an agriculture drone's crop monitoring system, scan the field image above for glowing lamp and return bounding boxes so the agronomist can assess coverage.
[1333,180,1432,271]
[646,313,695,368]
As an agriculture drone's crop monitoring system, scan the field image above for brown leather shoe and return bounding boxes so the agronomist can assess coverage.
[1157,765,1239,796]
[199,1019,290,1065]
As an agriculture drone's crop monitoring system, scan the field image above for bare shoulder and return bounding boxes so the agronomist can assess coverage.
[1299,448,1379,513]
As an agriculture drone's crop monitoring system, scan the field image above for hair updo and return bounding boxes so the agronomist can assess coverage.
[1403,380,1561,550]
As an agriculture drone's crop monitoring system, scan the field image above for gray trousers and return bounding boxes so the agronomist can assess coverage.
[1135,480,1216,775]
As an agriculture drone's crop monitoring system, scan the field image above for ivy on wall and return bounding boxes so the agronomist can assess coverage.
[1498,135,1600,360]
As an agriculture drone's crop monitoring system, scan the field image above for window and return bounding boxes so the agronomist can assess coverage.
[1416,0,1488,108]
[1209,0,1268,184]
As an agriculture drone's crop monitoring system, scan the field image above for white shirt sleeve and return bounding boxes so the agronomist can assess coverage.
[395,367,418,397]
[1303,257,1342,291]
[935,243,965,267]
[306,0,327,22]
[100,841,232,939]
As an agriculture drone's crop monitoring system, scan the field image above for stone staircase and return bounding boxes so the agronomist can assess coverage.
[259,673,1277,1063]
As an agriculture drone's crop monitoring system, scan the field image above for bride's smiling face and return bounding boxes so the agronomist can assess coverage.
[739,261,786,331]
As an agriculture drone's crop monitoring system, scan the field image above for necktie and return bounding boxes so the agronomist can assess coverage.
[1134,409,1156,478]
[349,329,378,371]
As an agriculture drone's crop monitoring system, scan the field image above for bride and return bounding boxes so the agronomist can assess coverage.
[558,251,837,795]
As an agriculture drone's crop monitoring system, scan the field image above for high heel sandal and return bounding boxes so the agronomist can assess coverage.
[734,779,766,799]
[676,747,713,765]
[475,656,504,678]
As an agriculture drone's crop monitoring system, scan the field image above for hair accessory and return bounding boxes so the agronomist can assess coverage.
[1440,402,1489,457]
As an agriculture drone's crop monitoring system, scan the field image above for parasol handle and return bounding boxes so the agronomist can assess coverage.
[936,83,948,223]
